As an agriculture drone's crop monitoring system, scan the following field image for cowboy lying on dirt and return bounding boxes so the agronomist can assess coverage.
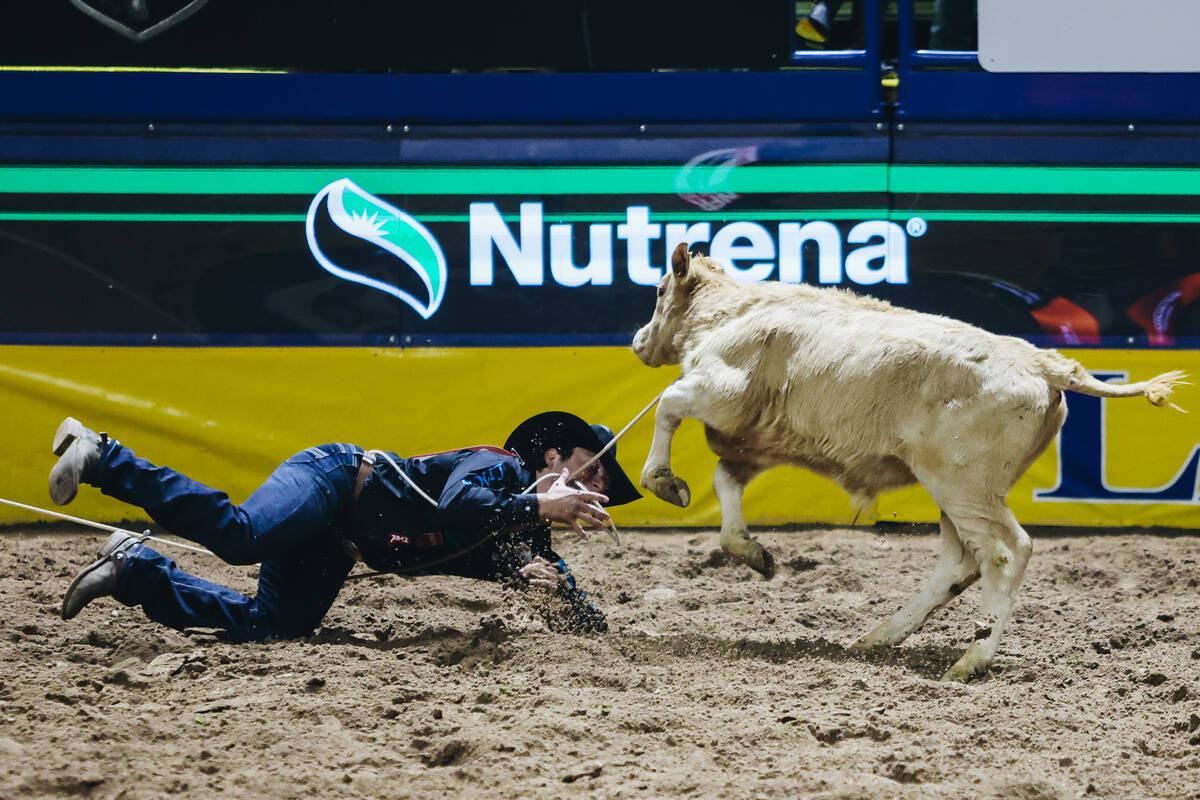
[49,411,640,641]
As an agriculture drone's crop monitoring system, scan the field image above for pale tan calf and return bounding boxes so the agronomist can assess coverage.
[633,242,1186,681]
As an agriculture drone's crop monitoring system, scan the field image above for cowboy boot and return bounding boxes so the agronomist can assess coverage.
[48,417,107,506]
[60,531,141,620]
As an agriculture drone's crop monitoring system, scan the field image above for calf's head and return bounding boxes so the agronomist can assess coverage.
[632,242,706,367]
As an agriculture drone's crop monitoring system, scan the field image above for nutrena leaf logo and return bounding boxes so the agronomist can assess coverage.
[305,178,447,319]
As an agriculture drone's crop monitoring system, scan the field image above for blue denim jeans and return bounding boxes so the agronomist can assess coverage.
[94,442,362,641]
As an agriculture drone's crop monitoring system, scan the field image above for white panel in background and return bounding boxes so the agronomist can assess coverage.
[978,0,1200,72]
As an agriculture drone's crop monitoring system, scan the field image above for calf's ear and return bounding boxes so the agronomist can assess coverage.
[671,241,690,279]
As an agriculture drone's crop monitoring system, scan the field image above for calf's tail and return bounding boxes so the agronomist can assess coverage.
[1034,350,1189,411]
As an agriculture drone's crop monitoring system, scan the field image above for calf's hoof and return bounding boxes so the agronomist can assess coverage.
[849,633,887,652]
[751,547,776,579]
[940,649,990,683]
[850,618,909,651]
[642,468,691,508]
[722,538,776,579]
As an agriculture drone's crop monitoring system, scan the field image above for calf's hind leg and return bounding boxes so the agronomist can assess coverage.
[713,459,774,578]
[938,502,1032,682]
[852,512,979,650]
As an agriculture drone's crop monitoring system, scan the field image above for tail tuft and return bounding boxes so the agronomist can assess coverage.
[1037,349,1190,410]
[1143,370,1190,411]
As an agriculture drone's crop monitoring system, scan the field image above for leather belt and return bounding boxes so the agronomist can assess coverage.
[353,450,376,501]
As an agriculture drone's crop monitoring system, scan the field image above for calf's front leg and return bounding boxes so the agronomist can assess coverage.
[639,380,696,507]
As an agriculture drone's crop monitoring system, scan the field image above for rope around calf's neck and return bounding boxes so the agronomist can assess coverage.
[549,390,665,492]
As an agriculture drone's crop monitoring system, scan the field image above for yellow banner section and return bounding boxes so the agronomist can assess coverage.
[1,346,1197,529]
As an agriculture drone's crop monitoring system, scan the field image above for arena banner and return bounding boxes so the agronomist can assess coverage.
[0,346,1196,529]
[1,163,1199,344]
[1,162,1198,528]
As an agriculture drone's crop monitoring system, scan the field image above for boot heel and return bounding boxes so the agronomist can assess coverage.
[52,417,82,456]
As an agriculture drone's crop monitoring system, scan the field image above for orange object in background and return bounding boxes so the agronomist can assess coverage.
[1030,297,1101,345]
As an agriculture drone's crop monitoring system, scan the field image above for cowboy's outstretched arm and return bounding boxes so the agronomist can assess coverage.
[434,461,540,534]
[437,462,608,536]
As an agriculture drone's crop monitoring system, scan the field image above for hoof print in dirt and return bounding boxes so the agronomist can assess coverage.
[881,762,924,784]
[785,554,820,572]
[421,739,470,767]
[562,763,603,783]
[676,549,741,579]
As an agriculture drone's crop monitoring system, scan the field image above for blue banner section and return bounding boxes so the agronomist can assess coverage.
[0,71,883,125]
[0,123,889,165]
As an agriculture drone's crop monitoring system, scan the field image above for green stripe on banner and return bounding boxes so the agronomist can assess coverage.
[891,165,1200,196]
[0,165,888,196]
[2,164,1200,197]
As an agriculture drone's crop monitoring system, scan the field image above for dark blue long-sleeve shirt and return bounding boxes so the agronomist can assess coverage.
[348,447,556,580]
[346,446,607,633]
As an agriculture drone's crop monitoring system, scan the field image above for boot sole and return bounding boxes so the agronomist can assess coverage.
[49,417,95,506]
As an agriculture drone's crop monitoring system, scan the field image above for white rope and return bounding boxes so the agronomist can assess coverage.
[365,449,440,507]
[0,496,214,554]
[513,390,663,547]
[557,389,665,488]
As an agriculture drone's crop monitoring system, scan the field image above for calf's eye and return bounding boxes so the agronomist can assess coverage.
[657,285,665,297]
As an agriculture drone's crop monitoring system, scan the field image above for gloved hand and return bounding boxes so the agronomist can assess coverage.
[519,556,570,589]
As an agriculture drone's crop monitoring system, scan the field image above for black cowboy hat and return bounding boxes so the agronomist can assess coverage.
[504,411,641,506]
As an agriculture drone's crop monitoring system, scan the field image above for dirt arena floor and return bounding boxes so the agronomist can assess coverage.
[1,524,1198,800]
